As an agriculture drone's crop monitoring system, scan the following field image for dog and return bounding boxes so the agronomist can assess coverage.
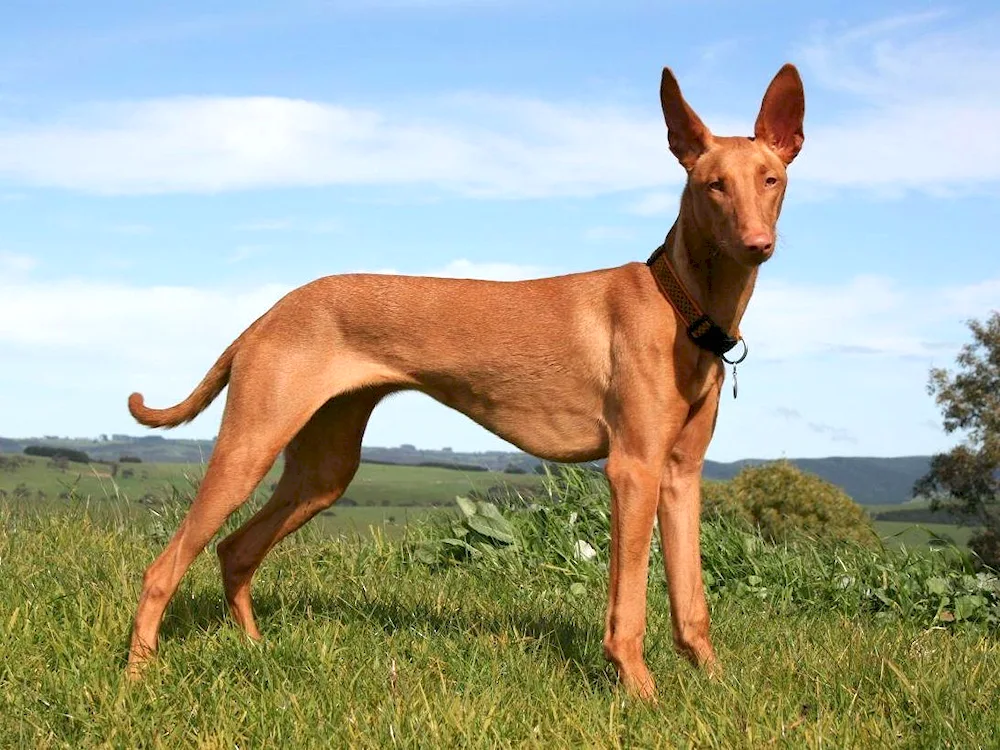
[125,64,804,700]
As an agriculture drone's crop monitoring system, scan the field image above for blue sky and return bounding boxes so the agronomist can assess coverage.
[1,0,998,461]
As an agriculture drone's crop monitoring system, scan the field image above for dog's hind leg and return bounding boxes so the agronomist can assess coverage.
[216,388,386,639]
[126,363,353,675]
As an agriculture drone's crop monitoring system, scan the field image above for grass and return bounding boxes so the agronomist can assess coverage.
[1,470,998,748]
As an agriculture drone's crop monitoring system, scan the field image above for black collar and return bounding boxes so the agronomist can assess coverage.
[645,243,741,358]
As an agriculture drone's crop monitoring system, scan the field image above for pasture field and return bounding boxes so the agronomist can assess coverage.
[0,454,541,507]
[0,455,545,541]
[1,474,998,748]
[0,454,979,550]
[872,521,976,550]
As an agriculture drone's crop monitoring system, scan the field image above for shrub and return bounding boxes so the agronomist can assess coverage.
[724,461,877,546]
[701,478,751,526]
[24,445,91,464]
[0,455,27,472]
[971,527,1000,570]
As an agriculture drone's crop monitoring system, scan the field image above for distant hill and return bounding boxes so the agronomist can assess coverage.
[0,435,930,505]
[701,455,931,507]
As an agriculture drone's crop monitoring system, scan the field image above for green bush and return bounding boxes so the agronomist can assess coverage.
[701,478,751,526]
[971,527,1000,570]
[707,461,877,546]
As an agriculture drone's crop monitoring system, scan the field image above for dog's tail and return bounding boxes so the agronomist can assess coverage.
[128,338,240,428]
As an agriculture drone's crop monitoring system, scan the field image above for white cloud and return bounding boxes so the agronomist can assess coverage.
[227,244,269,264]
[792,12,1000,192]
[0,252,38,274]
[234,217,343,233]
[108,223,153,235]
[0,95,674,199]
[1,15,999,202]
[744,273,1000,362]
[0,277,290,356]
[582,226,635,243]
[625,191,678,217]
[423,259,548,281]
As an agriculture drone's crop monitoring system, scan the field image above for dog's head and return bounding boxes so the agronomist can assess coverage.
[660,64,805,267]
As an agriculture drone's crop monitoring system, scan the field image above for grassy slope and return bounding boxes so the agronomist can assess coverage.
[1,504,998,748]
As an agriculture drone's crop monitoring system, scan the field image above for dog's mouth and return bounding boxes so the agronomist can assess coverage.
[742,246,775,266]
[722,244,774,267]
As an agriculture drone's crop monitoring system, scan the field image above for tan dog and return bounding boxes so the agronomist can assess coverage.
[125,64,804,699]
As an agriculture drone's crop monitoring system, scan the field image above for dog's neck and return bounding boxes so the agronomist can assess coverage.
[665,188,759,338]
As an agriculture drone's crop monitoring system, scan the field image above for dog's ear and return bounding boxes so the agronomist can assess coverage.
[754,63,805,165]
[660,67,712,171]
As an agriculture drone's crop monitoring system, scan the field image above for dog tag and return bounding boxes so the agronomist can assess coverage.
[721,338,747,400]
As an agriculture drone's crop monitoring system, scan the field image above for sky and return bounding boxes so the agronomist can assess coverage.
[1,0,998,462]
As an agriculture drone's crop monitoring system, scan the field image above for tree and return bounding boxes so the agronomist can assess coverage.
[915,312,1000,568]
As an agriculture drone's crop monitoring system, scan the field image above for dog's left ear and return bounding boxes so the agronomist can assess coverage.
[754,63,805,165]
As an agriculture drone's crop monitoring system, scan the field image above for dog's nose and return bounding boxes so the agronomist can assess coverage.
[742,232,774,255]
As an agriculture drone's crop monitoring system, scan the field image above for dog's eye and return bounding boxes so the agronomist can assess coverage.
[764,176,779,187]
[708,179,724,192]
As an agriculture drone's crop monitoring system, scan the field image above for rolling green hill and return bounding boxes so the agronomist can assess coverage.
[2,435,932,504]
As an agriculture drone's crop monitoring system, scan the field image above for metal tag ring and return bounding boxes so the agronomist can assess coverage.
[721,338,748,365]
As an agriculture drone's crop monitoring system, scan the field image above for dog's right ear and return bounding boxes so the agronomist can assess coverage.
[660,67,712,171]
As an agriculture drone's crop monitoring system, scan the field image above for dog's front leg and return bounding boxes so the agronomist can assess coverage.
[657,388,721,673]
[602,447,667,701]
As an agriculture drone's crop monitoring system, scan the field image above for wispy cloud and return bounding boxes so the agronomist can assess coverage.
[582,226,635,243]
[624,191,678,217]
[0,251,37,274]
[1,15,999,201]
[746,273,1000,363]
[108,223,153,235]
[227,245,269,264]
[0,95,673,199]
[773,406,803,421]
[771,405,857,445]
[234,218,343,234]
[410,259,549,281]
[793,12,1000,192]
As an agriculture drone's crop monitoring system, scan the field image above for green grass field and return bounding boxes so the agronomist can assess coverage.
[0,455,541,508]
[1,493,998,748]
[2,455,980,552]
[0,455,550,544]
[873,520,976,550]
